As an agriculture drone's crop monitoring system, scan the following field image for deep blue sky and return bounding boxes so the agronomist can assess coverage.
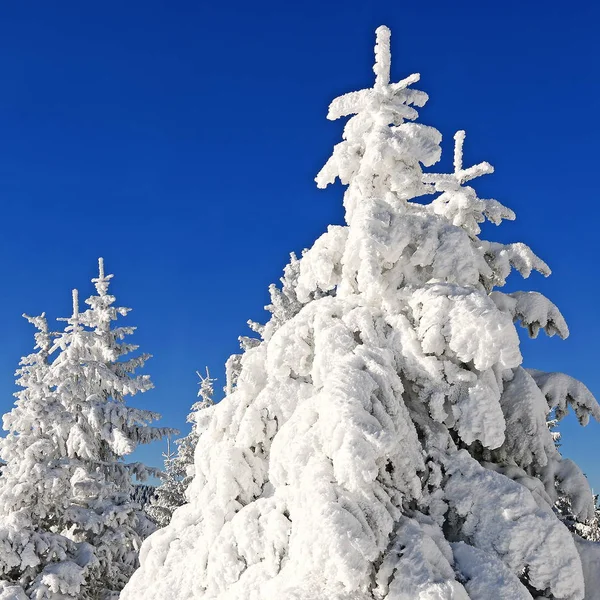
[0,1,598,490]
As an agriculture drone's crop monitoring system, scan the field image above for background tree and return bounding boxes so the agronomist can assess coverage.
[148,368,215,527]
[146,439,184,528]
[0,259,175,599]
[0,313,87,599]
[124,27,600,600]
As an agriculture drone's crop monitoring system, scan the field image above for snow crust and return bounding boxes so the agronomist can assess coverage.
[122,26,600,600]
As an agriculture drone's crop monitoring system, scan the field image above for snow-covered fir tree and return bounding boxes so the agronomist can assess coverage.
[123,27,600,600]
[578,498,600,543]
[148,369,215,527]
[557,494,600,544]
[0,259,175,599]
[175,368,215,490]
[549,419,600,544]
[146,439,185,528]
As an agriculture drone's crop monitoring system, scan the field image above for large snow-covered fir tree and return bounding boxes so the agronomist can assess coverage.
[123,27,600,600]
[0,259,174,599]
[148,369,215,528]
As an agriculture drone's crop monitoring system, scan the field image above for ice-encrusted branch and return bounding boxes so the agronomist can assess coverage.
[528,370,600,426]
[490,291,569,339]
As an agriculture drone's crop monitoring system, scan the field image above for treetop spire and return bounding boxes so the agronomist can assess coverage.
[316,25,438,220]
[373,25,391,87]
[56,288,82,328]
[92,256,114,296]
[321,25,426,125]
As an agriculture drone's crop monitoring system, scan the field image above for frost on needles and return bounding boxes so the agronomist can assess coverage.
[0,259,175,600]
[123,26,600,600]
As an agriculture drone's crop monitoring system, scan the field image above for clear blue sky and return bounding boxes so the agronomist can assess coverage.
[0,1,598,490]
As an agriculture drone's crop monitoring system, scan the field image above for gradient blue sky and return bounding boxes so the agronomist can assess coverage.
[0,1,598,489]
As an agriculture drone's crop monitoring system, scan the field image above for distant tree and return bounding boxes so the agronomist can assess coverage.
[130,485,157,510]
[0,259,174,599]
[576,497,600,543]
[175,368,215,490]
[556,493,600,543]
[148,369,215,527]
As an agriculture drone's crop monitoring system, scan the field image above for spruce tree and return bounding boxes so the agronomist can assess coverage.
[0,260,174,599]
[123,27,600,600]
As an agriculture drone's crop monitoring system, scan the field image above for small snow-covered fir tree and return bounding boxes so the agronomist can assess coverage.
[123,27,600,600]
[148,369,216,527]
[0,259,175,599]
[175,368,215,490]
[146,439,185,528]
[579,498,600,543]
[131,484,158,509]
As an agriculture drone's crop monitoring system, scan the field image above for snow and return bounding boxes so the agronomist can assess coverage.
[116,25,600,600]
